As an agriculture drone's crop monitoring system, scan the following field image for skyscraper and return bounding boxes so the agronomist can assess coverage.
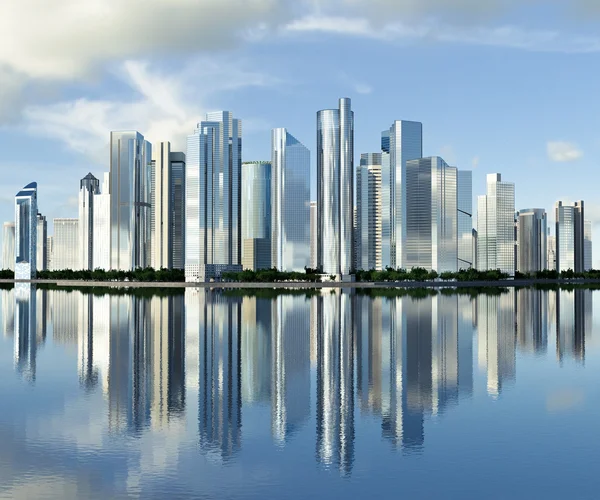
[584,220,593,271]
[309,201,317,270]
[151,142,186,270]
[404,157,458,273]
[356,153,382,271]
[52,218,79,270]
[36,213,47,271]
[555,200,584,272]
[47,236,53,272]
[317,97,354,278]
[185,112,242,282]
[516,208,547,273]
[93,173,111,270]
[272,128,311,272]
[109,131,152,271]
[457,170,473,269]
[79,173,100,271]
[15,182,37,280]
[381,120,423,269]
[241,161,271,271]
[3,222,15,271]
[547,234,556,271]
[477,173,515,275]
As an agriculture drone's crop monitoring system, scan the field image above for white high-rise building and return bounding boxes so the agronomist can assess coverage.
[36,213,47,271]
[47,236,54,272]
[555,200,584,273]
[52,218,79,270]
[109,131,152,271]
[271,128,311,272]
[457,170,473,269]
[185,112,242,282]
[405,157,457,273]
[3,222,15,271]
[477,173,515,275]
[151,142,186,270]
[93,173,110,270]
[79,173,100,271]
[381,120,423,269]
[15,182,37,280]
[356,153,382,271]
[584,220,593,271]
[309,201,317,270]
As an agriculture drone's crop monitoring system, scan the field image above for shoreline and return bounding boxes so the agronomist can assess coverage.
[2,278,600,289]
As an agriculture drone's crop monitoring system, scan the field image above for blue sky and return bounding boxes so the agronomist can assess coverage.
[1,0,600,265]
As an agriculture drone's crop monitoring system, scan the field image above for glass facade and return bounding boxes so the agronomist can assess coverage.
[36,213,47,272]
[15,182,37,280]
[3,222,15,271]
[555,200,584,272]
[185,112,242,282]
[317,98,354,277]
[93,173,110,271]
[457,170,473,270]
[584,220,592,271]
[52,218,79,270]
[79,173,100,271]
[109,131,152,271]
[516,208,547,273]
[477,174,515,275]
[356,153,382,270]
[404,157,457,273]
[272,129,310,272]
[242,161,271,271]
[383,121,423,269]
[309,201,317,270]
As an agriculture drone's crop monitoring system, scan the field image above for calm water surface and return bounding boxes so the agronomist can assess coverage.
[1,285,600,499]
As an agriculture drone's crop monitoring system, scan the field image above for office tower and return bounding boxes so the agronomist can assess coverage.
[555,200,584,272]
[186,112,242,282]
[52,218,79,270]
[477,173,516,275]
[516,208,547,273]
[47,236,53,272]
[317,98,354,278]
[241,161,271,271]
[472,229,478,270]
[151,142,186,270]
[309,201,317,270]
[109,131,152,271]
[356,153,382,271]
[457,170,473,269]
[92,173,111,270]
[404,157,457,273]
[272,128,311,272]
[584,220,593,271]
[547,233,556,271]
[15,182,37,280]
[36,213,47,271]
[79,173,100,270]
[381,120,423,269]
[2,222,15,271]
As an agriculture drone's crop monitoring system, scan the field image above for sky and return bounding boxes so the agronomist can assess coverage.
[1,0,600,265]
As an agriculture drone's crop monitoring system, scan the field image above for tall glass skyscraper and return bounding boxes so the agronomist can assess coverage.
[457,170,473,269]
[516,208,547,273]
[151,142,186,270]
[555,200,584,272]
[382,120,423,269]
[405,157,457,273]
[186,112,242,282]
[93,173,110,270]
[309,201,317,270]
[36,213,47,271]
[272,128,310,272]
[79,173,100,271]
[317,98,354,278]
[109,131,152,271]
[356,153,382,271]
[53,218,79,270]
[2,222,15,271]
[584,220,592,271]
[241,161,271,271]
[477,173,515,275]
[15,182,37,280]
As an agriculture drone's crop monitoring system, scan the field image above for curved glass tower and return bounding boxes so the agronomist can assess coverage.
[317,98,354,278]
[15,182,37,280]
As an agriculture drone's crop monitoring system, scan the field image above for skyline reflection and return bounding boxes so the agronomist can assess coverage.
[0,286,596,479]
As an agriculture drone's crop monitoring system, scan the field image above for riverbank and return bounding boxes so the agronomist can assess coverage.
[2,278,600,289]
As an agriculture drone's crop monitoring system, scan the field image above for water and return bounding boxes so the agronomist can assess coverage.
[1,285,599,499]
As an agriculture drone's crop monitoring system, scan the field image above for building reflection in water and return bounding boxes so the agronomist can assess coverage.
[555,288,592,364]
[241,296,271,406]
[14,284,36,382]
[516,288,548,355]
[316,290,355,477]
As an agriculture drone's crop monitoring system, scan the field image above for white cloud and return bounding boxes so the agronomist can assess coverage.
[472,156,480,169]
[547,141,583,162]
[353,83,373,95]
